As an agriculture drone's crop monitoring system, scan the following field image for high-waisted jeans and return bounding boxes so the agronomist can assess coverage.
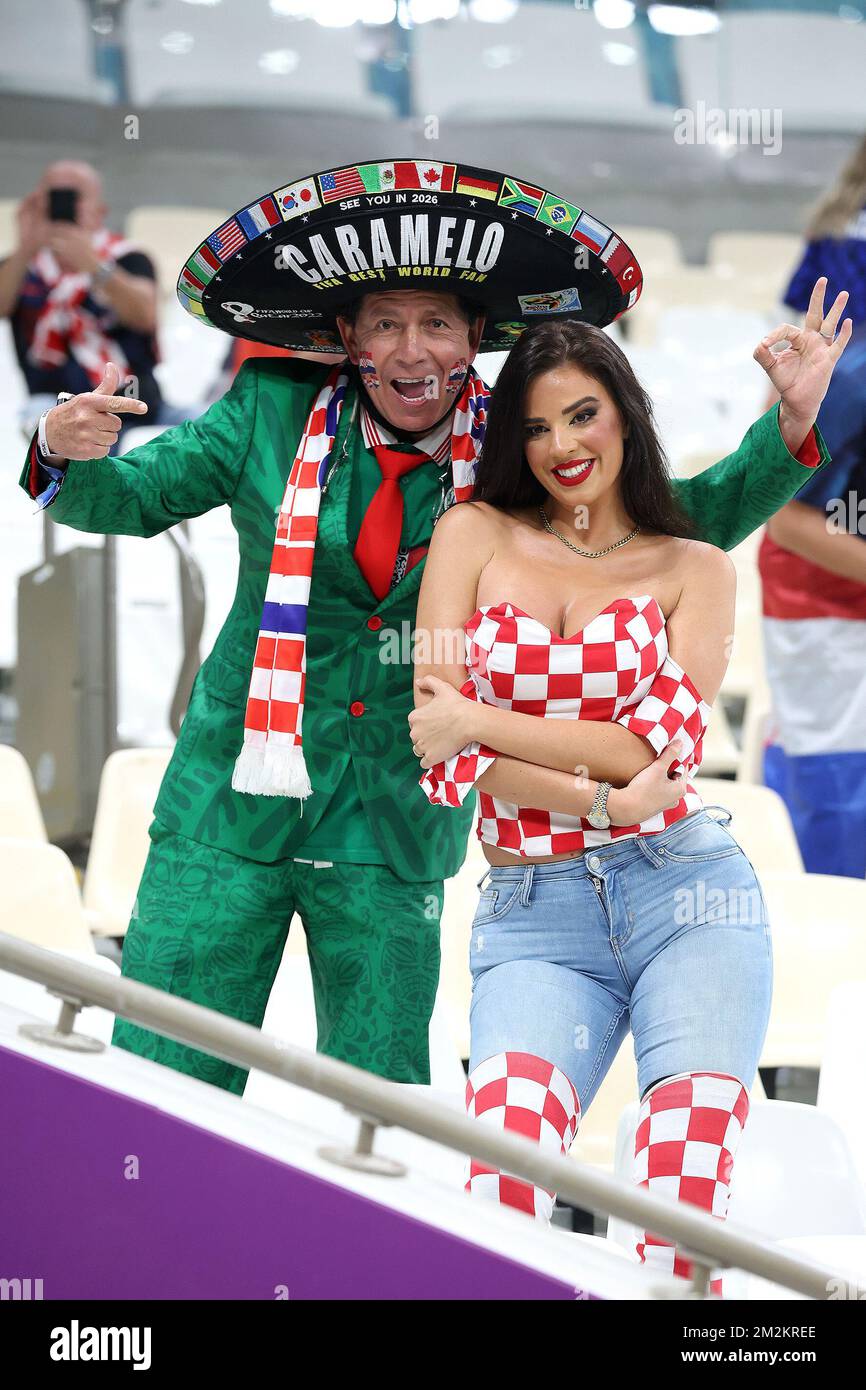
[469,806,773,1108]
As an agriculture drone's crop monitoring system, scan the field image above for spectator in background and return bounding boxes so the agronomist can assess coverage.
[783,134,866,328]
[760,137,866,877]
[0,160,162,419]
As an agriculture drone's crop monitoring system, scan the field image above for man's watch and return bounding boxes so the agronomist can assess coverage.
[587,780,613,830]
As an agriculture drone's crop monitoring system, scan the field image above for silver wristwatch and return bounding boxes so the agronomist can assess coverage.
[587,780,613,830]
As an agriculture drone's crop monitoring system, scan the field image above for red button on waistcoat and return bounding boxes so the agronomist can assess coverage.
[366,616,383,631]
[350,701,365,717]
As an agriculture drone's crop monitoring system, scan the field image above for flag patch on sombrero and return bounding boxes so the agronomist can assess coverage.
[177,157,642,350]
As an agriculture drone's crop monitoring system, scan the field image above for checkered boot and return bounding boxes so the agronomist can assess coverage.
[633,1071,750,1296]
[464,1051,580,1222]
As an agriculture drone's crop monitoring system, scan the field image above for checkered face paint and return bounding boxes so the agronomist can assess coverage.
[358,351,380,390]
[445,358,468,394]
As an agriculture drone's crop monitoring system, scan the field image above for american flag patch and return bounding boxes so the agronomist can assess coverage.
[320,167,366,202]
[207,218,246,261]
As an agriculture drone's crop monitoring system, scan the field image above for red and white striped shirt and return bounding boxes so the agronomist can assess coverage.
[419,593,710,856]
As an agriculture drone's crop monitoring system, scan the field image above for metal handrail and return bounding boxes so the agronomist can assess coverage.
[0,931,860,1301]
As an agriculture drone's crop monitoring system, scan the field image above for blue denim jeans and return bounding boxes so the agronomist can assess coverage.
[469,807,773,1111]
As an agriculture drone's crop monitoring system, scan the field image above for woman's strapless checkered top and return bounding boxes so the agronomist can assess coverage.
[419,594,711,856]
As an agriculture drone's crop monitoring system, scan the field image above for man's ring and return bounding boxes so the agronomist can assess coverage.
[819,329,835,341]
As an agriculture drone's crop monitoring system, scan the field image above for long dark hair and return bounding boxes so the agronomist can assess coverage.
[472,319,697,539]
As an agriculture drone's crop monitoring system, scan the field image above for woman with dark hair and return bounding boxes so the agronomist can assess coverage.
[408,293,850,1293]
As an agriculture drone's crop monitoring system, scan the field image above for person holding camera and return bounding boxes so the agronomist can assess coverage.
[0,159,161,420]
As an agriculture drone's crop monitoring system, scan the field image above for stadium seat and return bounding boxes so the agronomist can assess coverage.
[737,684,773,786]
[708,232,802,288]
[695,777,803,872]
[817,983,866,1189]
[733,1234,866,1300]
[614,226,684,276]
[0,745,48,842]
[758,871,866,1069]
[697,698,741,777]
[0,837,94,952]
[83,748,173,938]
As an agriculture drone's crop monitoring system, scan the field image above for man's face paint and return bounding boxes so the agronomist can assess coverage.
[337,292,484,434]
[445,358,468,395]
[359,351,380,390]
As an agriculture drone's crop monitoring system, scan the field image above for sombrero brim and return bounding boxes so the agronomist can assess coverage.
[177,158,643,353]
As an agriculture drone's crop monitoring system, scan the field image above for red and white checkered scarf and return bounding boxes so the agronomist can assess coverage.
[231,359,490,799]
[27,228,136,385]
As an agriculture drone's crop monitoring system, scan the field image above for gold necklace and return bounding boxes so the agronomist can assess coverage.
[538,504,640,558]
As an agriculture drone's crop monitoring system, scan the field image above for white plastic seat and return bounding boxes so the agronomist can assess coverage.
[758,871,866,1069]
[697,699,741,777]
[0,837,93,952]
[737,685,773,786]
[614,226,683,276]
[733,1234,866,1300]
[692,777,804,872]
[83,749,173,938]
[817,983,866,1189]
[708,232,802,287]
[0,745,48,842]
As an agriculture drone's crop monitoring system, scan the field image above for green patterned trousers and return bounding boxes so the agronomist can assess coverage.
[110,820,444,1093]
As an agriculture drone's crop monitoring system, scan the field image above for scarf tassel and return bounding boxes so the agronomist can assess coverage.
[231,742,313,800]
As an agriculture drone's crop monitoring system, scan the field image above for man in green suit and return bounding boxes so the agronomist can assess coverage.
[20,163,849,1095]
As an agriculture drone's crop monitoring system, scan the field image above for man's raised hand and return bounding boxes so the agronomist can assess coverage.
[44,362,148,459]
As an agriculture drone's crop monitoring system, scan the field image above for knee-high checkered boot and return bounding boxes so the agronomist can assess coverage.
[464,1052,580,1222]
[633,1070,750,1296]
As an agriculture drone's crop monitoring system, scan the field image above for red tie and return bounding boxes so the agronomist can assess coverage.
[354,444,432,600]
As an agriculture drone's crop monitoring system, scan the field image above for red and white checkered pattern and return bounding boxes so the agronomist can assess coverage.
[232,362,490,798]
[633,1070,750,1296]
[419,595,711,852]
[464,1051,580,1221]
[28,229,136,386]
[417,677,499,806]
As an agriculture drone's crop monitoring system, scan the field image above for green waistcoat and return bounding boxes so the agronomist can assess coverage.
[19,355,830,881]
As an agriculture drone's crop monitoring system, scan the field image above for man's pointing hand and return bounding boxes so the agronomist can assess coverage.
[44,361,148,458]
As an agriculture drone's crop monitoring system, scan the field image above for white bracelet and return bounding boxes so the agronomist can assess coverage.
[37,407,67,462]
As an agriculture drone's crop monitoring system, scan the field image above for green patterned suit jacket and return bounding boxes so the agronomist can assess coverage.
[19,356,829,881]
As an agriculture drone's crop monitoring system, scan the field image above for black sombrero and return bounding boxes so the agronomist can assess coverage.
[177,158,643,353]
